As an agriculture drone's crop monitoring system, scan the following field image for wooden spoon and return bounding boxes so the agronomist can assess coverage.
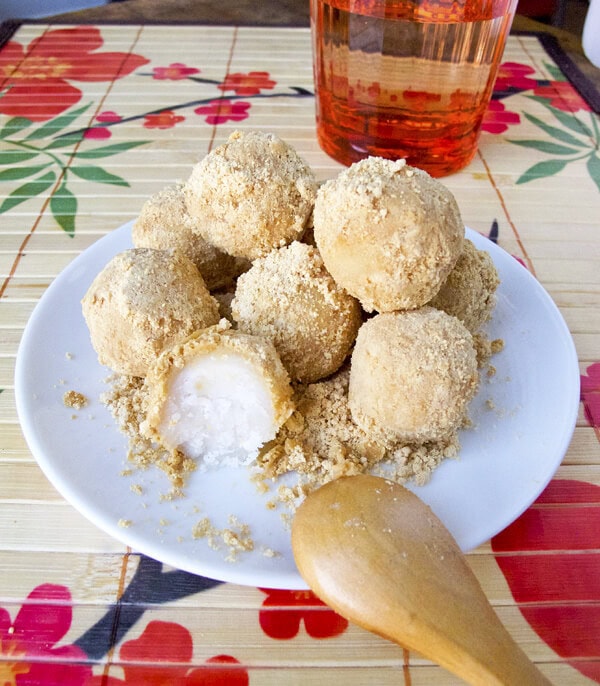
[291,474,552,686]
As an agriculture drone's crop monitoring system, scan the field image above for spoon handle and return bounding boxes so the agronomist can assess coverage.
[388,607,553,686]
[320,560,553,686]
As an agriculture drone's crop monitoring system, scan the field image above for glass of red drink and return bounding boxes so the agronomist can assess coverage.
[310,0,518,176]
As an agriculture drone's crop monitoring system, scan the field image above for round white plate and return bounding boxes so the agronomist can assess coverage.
[15,222,580,590]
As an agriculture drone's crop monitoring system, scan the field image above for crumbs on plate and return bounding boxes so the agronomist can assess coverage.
[63,390,88,410]
[192,515,254,562]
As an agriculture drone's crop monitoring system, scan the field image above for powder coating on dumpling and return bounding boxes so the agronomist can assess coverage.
[313,157,464,312]
[184,130,317,260]
[348,308,479,444]
[232,241,362,383]
[81,248,220,377]
[132,183,247,291]
[428,239,500,333]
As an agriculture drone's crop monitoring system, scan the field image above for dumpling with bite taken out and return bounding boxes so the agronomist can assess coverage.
[141,321,295,467]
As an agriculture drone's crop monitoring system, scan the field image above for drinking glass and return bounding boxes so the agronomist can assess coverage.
[310,0,518,176]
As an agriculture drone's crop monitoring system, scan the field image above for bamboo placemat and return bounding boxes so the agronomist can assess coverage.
[1,23,599,684]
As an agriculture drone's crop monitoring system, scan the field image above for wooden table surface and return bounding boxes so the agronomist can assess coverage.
[1,6,599,685]
[44,0,312,27]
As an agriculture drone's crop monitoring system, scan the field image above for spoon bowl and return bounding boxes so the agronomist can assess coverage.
[291,474,552,685]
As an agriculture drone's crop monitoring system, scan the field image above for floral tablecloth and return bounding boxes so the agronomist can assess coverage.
[1,22,599,685]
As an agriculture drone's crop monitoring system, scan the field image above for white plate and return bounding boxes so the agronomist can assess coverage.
[15,222,580,590]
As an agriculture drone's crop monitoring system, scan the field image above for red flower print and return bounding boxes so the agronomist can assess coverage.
[143,110,185,129]
[259,588,348,639]
[481,100,521,134]
[0,26,148,122]
[83,110,123,139]
[492,480,600,682]
[218,71,276,96]
[96,111,122,124]
[581,362,600,428]
[194,99,251,125]
[152,63,201,80]
[493,62,538,93]
[0,584,91,686]
[187,656,249,686]
[89,620,248,685]
[533,81,592,113]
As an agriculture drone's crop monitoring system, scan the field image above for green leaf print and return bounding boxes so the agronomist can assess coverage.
[24,103,93,141]
[69,165,129,186]
[516,159,569,184]
[44,134,86,150]
[50,182,77,236]
[543,62,567,82]
[523,112,587,148]
[528,96,594,139]
[0,105,150,233]
[587,154,600,194]
[71,141,148,159]
[0,150,41,165]
[0,164,52,181]
[507,139,581,155]
[0,171,57,214]
[0,117,33,139]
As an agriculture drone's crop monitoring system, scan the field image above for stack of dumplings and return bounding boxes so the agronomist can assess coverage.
[82,130,500,481]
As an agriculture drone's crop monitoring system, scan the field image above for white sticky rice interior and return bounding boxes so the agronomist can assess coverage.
[159,353,278,467]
